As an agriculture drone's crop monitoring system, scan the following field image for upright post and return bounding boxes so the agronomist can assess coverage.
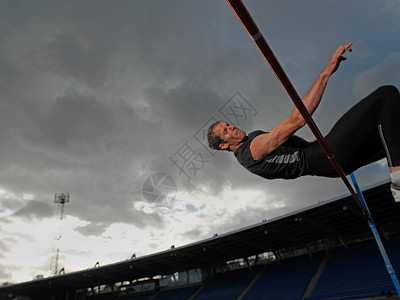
[350,173,400,294]
[51,193,70,276]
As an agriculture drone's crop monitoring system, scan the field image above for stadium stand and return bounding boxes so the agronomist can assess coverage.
[117,294,153,300]
[192,267,257,299]
[307,235,400,299]
[242,254,322,300]
[1,180,400,300]
[152,285,201,300]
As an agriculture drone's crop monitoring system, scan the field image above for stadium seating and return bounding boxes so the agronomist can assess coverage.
[307,235,400,299]
[192,267,258,300]
[242,254,322,300]
[152,284,201,300]
[116,292,153,300]
[83,235,400,300]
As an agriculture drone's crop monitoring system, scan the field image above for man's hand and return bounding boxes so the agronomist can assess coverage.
[324,42,353,76]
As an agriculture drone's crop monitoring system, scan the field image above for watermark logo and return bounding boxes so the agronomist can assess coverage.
[192,92,257,157]
[141,173,177,206]
[169,91,257,183]
[141,91,257,203]
[219,91,257,126]
[169,141,210,183]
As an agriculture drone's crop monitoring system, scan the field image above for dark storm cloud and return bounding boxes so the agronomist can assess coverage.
[0,82,167,227]
[20,90,150,160]
[36,31,110,88]
[0,0,396,223]
[0,0,399,283]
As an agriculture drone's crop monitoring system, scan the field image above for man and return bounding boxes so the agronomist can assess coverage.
[207,43,400,202]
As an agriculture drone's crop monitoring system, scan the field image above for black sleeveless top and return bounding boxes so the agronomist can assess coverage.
[234,130,310,180]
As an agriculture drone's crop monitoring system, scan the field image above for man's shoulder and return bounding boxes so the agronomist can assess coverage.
[234,130,267,163]
[248,130,267,139]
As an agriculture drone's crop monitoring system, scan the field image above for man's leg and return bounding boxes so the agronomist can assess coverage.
[306,85,400,202]
[374,86,400,201]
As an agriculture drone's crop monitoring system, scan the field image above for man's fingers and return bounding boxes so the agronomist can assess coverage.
[336,43,352,57]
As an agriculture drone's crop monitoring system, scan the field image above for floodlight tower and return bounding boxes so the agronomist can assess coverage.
[50,193,70,276]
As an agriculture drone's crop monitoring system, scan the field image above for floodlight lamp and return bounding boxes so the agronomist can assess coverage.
[54,193,70,203]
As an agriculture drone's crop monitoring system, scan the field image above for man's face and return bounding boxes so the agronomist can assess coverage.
[212,122,246,150]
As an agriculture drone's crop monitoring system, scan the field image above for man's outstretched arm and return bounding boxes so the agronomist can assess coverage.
[250,42,353,161]
[299,42,352,117]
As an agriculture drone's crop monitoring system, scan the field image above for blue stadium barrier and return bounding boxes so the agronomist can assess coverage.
[350,173,400,295]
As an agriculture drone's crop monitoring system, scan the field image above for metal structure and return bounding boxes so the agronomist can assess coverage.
[50,193,70,276]
[225,0,400,294]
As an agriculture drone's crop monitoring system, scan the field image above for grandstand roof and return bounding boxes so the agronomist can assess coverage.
[1,180,400,297]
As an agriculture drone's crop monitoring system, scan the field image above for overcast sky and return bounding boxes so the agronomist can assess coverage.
[1,0,399,283]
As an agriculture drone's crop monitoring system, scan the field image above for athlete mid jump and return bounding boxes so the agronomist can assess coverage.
[207,43,400,202]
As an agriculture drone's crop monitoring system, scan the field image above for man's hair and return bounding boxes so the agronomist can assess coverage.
[207,121,227,151]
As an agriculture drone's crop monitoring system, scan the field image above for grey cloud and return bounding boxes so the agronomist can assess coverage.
[353,52,400,97]
[0,238,18,255]
[75,199,165,230]
[35,31,110,87]
[182,228,202,241]
[0,0,399,283]
[0,0,394,219]
[12,200,55,220]
[0,262,24,284]
[0,87,166,227]
[75,203,166,237]
[0,217,13,224]
[0,269,12,284]
[0,197,23,212]
[75,222,109,237]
